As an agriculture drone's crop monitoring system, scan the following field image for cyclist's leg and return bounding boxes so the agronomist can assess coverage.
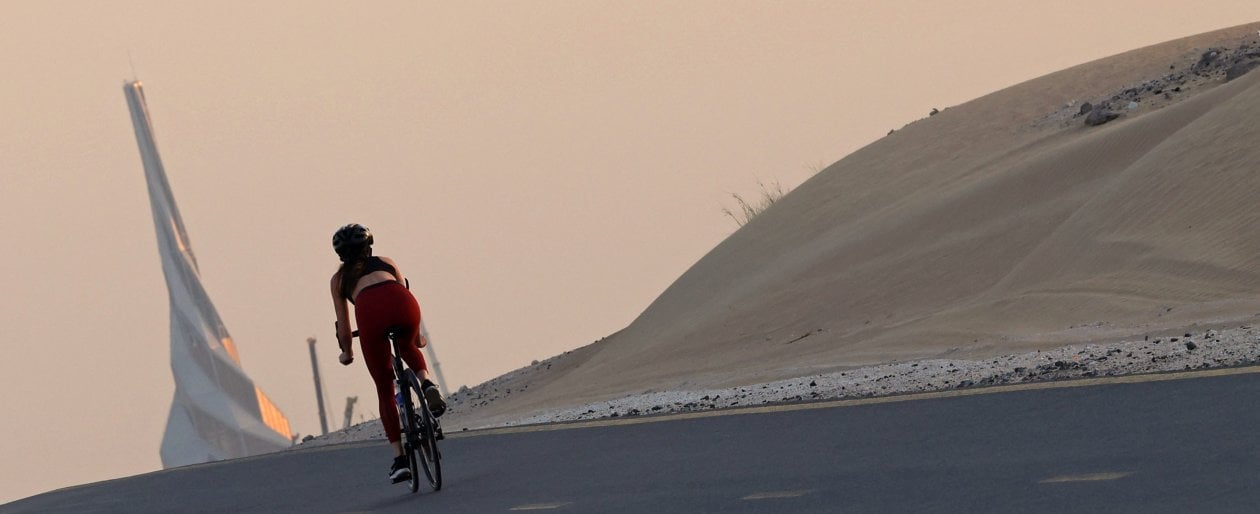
[398,340,446,416]
[360,332,403,449]
[389,289,430,380]
[397,333,428,372]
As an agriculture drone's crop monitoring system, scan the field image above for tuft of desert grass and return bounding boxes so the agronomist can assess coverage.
[722,178,786,227]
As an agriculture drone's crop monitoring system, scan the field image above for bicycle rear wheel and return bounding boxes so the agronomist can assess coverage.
[406,370,442,490]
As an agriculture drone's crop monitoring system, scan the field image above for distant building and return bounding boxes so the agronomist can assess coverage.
[123,81,292,467]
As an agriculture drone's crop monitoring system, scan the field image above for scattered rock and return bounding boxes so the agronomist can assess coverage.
[1197,48,1222,68]
[1226,59,1260,81]
[1078,102,1093,115]
[1186,341,1198,351]
[1085,107,1120,126]
[929,107,940,116]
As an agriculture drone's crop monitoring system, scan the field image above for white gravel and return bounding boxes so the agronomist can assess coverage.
[298,323,1260,447]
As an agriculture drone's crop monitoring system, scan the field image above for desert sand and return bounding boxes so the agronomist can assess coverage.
[304,22,1260,443]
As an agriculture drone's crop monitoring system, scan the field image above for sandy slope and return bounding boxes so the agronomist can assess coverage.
[439,22,1260,429]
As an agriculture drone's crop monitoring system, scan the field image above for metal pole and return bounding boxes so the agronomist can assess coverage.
[307,337,329,435]
[343,396,358,430]
[424,344,449,396]
[419,319,449,395]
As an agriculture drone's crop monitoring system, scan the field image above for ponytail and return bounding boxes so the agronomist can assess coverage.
[337,245,372,299]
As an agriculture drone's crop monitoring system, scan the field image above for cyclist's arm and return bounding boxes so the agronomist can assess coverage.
[330,272,355,364]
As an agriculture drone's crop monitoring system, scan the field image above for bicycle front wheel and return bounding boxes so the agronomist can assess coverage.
[406,370,442,491]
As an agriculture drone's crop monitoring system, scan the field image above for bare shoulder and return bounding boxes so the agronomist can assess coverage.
[378,256,405,279]
[330,266,343,289]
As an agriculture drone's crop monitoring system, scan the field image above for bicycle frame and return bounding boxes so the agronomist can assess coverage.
[335,321,441,491]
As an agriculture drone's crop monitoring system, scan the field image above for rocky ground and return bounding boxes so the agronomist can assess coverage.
[297,322,1260,447]
[1034,37,1260,129]
[888,36,1260,136]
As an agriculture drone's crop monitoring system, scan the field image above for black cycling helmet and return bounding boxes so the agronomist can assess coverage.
[332,223,373,257]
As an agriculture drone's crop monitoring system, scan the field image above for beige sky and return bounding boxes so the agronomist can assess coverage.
[3,0,1260,503]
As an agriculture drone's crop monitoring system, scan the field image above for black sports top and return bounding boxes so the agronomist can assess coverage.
[345,256,399,304]
[361,256,398,278]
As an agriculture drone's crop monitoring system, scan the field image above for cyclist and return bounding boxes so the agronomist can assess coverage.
[330,223,447,483]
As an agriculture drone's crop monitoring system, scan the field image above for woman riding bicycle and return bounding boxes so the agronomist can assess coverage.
[330,223,446,483]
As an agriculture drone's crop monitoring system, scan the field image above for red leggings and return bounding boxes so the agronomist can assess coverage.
[354,281,428,443]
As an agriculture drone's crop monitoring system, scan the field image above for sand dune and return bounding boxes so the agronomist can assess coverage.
[446,22,1260,429]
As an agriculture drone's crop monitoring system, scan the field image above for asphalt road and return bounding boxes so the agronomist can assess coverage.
[7,370,1260,513]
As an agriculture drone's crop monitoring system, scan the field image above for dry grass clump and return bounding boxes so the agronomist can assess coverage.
[722,179,787,227]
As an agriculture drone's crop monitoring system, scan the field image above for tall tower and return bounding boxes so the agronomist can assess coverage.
[123,81,293,467]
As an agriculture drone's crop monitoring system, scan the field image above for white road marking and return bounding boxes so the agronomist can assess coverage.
[1039,471,1133,483]
[509,501,572,511]
[742,489,812,500]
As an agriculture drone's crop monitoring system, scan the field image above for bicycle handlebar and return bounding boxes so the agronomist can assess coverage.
[335,321,407,349]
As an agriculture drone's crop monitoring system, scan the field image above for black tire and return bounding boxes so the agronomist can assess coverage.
[398,374,421,493]
[406,371,442,491]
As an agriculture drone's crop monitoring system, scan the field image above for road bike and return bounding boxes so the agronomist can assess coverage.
[387,326,443,492]
[340,323,443,492]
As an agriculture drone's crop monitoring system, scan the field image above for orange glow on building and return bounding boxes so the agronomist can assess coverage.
[255,387,292,439]
[221,337,242,365]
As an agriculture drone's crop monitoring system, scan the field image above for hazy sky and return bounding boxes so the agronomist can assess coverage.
[4,0,1260,504]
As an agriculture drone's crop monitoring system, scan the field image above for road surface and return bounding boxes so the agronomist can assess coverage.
[6,368,1260,513]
